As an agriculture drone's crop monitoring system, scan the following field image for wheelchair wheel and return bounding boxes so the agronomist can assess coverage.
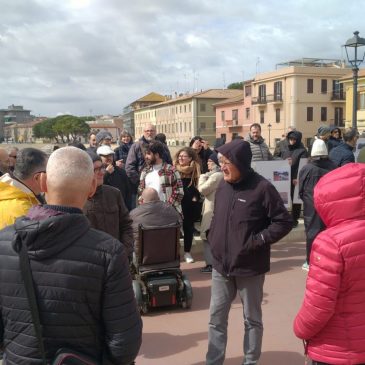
[132,280,147,314]
[181,275,193,309]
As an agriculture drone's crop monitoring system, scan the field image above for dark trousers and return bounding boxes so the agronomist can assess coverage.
[183,215,194,253]
[306,238,314,264]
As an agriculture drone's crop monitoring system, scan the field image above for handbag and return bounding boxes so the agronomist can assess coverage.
[16,233,100,365]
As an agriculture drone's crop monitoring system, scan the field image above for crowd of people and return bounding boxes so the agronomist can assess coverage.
[0,121,365,365]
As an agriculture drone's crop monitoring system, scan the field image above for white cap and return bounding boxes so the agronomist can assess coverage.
[96,145,114,156]
[311,139,328,157]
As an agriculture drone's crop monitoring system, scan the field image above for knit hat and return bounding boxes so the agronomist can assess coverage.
[311,139,328,157]
[208,151,219,166]
[96,131,113,145]
[96,145,114,156]
[317,126,331,137]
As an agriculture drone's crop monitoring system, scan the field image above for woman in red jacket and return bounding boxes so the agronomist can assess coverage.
[294,163,365,365]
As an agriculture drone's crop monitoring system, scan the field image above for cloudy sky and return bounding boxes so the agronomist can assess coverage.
[0,0,364,117]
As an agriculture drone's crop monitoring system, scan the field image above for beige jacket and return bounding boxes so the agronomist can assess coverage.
[197,168,223,240]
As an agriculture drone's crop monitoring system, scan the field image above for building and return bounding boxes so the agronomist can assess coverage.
[122,92,167,136]
[134,89,243,146]
[251,58,349,148]
[214,81,253,143]
[0,105,32,141]
[3,118,46,143]
[340,68,365,130]
[87,116,122,142]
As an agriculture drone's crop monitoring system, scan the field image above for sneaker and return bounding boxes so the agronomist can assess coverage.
[184,252,194,263]
[200,265,212,273]
[302,262,309,271]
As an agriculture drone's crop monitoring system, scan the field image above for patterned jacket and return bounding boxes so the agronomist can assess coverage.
[138,163,184,216]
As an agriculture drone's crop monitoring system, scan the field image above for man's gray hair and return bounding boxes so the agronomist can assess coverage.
[13,148,48,180]
[47,147,94,191]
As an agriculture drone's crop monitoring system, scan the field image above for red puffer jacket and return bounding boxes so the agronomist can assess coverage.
[294,163,365,365]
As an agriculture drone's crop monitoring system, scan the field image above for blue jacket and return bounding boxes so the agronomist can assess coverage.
[329,143,355,167]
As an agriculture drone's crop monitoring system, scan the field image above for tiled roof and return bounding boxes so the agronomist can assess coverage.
[212,94,245,106]
[133,92,166,103]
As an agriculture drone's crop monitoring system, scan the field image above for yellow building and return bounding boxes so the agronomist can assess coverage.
[134,89,242,146]
[252,58,349,148]
[340,69,365,130]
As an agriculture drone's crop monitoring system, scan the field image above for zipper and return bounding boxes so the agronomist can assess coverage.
[223,188,235,275]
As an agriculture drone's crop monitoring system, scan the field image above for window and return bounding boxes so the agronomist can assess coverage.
[184,105,186,113]
[274,81,282,100]
[232,109,238,121]
[332,80,344,99]
[307,107,313,121]
[184,122,187,132]
[221,111,225,122]
[200,103,206,112]
[180,122,182,133]
[334,107,344,127]
[246,108,250,119]
[359,93,365,110]
[275,108,280,123]
[260,110,265,124]
[307,79,313,94]
[189,122,192,132]
[321,79,327,94]
[245,85,252,97]
[306,138,314,149]
[258,85,266,102]
[321,107,327,122]
[179,105,182,113]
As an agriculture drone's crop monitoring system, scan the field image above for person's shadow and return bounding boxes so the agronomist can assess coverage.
[190,351,305,365]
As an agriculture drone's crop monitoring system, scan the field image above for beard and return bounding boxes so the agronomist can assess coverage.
[146,155,157,165]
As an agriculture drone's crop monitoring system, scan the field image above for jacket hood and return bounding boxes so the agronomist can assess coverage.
[216,139,252,176]
[287,130,302,148]
[12,205,90,260]
[314,163,365,227]
[330,126,342,137]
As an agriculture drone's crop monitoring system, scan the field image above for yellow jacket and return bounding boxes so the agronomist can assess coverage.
[0,173,39,230]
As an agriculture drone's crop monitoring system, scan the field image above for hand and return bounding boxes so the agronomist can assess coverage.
[287,157,293,166]
[106,164,114,174]
[116,159,124,168]
[293,179,298,186]
[192,140,202,150]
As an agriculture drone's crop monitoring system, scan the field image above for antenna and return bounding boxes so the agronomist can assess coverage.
[256,57,260,74]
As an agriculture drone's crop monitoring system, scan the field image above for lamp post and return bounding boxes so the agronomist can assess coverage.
[267,123,272,148]
[344,31,365,130]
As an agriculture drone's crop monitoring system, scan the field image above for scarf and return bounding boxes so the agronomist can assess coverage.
[175,161,200,187]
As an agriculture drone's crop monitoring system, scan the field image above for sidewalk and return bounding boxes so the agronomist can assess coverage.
[0,223,306,365]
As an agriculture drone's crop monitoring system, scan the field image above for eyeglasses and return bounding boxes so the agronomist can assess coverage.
[144,130,155,133]
[94,166,106,173]
[219,160,232,167]
[178,155,190,159]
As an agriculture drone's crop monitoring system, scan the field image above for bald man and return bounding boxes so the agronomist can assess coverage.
[130,187,181,248]
[0,147,142,365]
[0,148,10,176]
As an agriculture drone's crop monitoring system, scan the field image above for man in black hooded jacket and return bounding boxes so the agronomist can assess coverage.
[206,139,292,365]
[0,146,142,365]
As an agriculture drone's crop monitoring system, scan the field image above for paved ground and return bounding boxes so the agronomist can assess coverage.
[135,232,308,365]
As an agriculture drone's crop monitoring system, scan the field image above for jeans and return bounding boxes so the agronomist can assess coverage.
[206,269,265,365]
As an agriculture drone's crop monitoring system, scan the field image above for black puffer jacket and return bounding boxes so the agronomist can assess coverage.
[209,140,292,277]
[0,205,142,365]
[299,158,337,242]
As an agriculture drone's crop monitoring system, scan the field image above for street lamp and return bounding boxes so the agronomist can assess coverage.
[344,31,365,129]
[267,123,272,148]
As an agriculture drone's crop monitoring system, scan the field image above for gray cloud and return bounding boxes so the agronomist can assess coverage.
[0,0,364,116]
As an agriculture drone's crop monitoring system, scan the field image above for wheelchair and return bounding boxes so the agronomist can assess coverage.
[132,222,193,314]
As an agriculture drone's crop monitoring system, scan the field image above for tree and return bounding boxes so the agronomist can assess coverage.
[227,82,244,90]
[33,115,90,143]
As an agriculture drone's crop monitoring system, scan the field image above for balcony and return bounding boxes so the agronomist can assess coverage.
[331,92,346,102]
[225,119,242,130]
[252,96,267,106]
[266,94,283,104]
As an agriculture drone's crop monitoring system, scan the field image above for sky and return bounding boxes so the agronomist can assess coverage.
[0,0,364,117]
